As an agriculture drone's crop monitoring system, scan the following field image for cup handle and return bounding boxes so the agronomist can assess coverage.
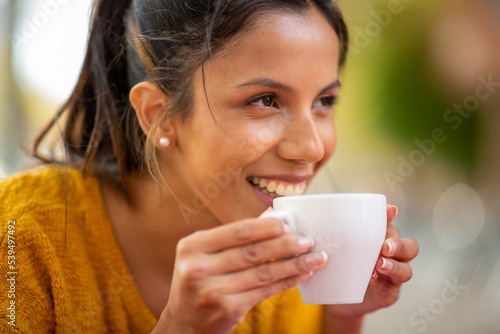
[261,209,297,234]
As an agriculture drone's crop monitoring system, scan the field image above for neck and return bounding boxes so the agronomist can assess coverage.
[100,172,220,263]
[100,172,223,318]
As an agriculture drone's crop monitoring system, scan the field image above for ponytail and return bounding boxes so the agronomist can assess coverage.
[33,0,141,189]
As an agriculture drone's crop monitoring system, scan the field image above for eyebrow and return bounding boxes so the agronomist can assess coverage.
[235,78,341,94]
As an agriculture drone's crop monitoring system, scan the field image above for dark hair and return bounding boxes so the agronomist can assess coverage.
[33,0,349,191]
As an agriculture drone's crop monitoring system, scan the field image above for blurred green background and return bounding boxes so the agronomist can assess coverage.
[1,0,499,333]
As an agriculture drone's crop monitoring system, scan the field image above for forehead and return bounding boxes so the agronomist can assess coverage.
[221,7,339,57]
[205,7,340,87]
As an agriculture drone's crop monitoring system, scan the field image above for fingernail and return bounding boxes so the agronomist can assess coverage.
[305,252,327,268]
[381,257,393,271]
[372,269,378,279]
[320,251,328,262]
[391,205,399,216]
[386,239,397,254]
[298,236,314,250]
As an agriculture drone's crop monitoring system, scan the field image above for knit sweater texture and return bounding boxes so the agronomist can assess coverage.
[0,166,322,333]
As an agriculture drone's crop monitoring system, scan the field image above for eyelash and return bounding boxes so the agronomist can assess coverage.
[246,94,338,110]
[247,94,279,109]
[317,95,337,107]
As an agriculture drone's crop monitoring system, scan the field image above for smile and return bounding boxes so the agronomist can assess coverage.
[247,177,307,198]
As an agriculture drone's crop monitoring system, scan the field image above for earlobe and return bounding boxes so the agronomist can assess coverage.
[130,82,176,150]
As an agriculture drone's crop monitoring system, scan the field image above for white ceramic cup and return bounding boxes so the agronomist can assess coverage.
[262,193,387,304]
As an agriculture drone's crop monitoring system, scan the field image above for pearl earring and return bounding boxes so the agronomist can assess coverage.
[159,137,171,148]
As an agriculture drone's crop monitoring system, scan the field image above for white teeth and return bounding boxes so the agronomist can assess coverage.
[294,185,303,195]
[275,184,285,196]
[250,177,306,197]
[267,181,277,193]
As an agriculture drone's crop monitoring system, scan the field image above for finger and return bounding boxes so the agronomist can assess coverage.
[218,251,327,293]
[212,234,315,274]
[375,257,413,284]
[380,237,419,262]
[387,205,398,225]
[183,218,290,253]
[229,271,313,312]
[186,271,313,329]
[386,224,401,239]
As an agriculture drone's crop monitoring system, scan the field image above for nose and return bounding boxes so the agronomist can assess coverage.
[277,110,325,163]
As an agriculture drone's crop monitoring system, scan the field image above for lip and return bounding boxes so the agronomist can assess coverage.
[248,182,275,207]
[247,174,312,207]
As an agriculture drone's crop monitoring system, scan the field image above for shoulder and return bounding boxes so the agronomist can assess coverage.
[0,165,103,244]
[0,166,104,333]
[0,164,98,217]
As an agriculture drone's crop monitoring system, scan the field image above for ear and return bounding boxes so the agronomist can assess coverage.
[130,81,175,149]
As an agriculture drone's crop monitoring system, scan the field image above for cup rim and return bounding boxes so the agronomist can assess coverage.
[273,193,386,201]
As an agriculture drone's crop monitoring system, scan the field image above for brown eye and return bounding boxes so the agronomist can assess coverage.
[262,95,274,107]
[320,96,336,107]
[248,94,278,108]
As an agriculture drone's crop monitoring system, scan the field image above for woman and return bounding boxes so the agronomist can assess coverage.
[0,0,418,333]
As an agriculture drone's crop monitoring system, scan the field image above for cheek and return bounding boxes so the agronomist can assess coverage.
[228,119,286,160]
[184,121,281,185]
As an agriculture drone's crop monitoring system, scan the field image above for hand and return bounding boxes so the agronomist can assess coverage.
[154,217,327,334]
[325,205,419,320]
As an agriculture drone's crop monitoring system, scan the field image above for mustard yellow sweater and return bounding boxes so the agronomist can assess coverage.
[0,166,322,333]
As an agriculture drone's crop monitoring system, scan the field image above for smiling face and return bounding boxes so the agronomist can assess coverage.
[164,6,340,224]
